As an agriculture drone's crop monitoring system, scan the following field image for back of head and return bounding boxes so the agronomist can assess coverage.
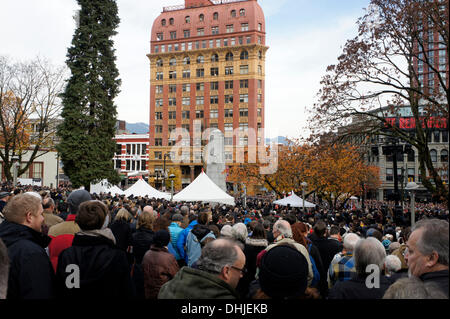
[259,244,308,299]
[384,255,402,273]
[412,218,449,267]
[313,220,327,238]
[354,237,386,277]
[329,225,340,236]
[197,211,209,225]
[137,210,155,230]
[251,223,267,240]
[274,220,292,238]
[67,189,92,214]
[153,230,171,248]
[231,223,248,243]
[75,200,108,231]
[343,233,360,252]
[172,213,183,223]
[3,193,41,225]
[366,228,383,242]
[220,224,233,238]
[197,238,238,274]
[115,208,131,222]
[383,277,448,299]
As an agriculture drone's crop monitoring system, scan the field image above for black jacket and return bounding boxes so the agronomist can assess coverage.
[131,227,155,264]
[56,233,135,298]
[109,220,132,252]
[420,270,449,298]
[237,239,268,298]
[0,221,55,299]
[328,274,392,299]
[308,233,343,272]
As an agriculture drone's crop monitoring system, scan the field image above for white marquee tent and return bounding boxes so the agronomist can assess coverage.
[172,172,235,206]
[273,192,316,208]
[123,178,171,200]
[90,180,125,196]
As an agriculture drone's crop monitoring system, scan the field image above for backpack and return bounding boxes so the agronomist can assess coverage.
[308,243,321,287]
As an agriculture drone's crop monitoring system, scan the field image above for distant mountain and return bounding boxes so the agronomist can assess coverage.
[126,122,149,134]
[265,136,289,145]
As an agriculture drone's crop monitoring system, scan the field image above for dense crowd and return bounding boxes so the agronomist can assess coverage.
[0,184,448,300]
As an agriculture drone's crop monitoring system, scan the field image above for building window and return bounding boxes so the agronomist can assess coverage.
[443,131,448,143]
[257,108,262,117]
[182,97,190,106]
[241,23,249,31]
[156,85,163,94]
[155,98,163,107]
[212,26,219,35]
[441,149,448,162]
[168,111,176,119]
[430,149,437,162]
[197,28,204,36]
[239,123,248,131]
[258,23,262,31]
[240,65,249,74]
[156,58,163,67]
[182,69,191,78]
[240,79,248,88]
[226,24,234,33]
[225,66,234,75]
[195,41,200,49]
[231,10,236,17]
[196,68,204,77]
[169,18,174,25]
[239,137,248,146]
[182,110,190,119]
[197,55,204,63]
[210,67,219,76]
[188,42,192,50]
[216,39,221,47]
[170,31,177,39]
[246,36,251,44]
[225,80,233,89]
[161,19,166,26]
[155,138,162,146]
[224,123,233,132]
[115,159,121,169]
[196,110,204,118]
[407,149,415,162]
[169,70,176,79]
[239,94,248,103]
[210,81,219,90]
[225,52,233,61]
[196,96,204,105]
[154,45,159,53]
[240,50,249,60]
[210,109,219,118]
[169,84,177,93]
[239,9,245,16]
[239,108,248,117]
[225,95,233,104]
[258,65,262,75]
[225,137,233,145]
[157,32,164,41]
[258,94,262,103]
[213,12,218,20]
[258,79,262,89]
[185,16,190,23]
[210,95,219,104]
[386,168,393,181]
[154,152,162,160]
[155,112,163,120]
[155,125,163,133]
[211,53,219,62]
[168,98,176,106]
[196,82,204,91]
[433,131,440,143]
[199,14,204,21]
[156,72,163,80]
[184,30,190,38]
[225,109,233,118]
[182,83,190,92]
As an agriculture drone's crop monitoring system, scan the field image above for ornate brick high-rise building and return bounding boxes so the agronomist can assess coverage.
[147,0,267,189]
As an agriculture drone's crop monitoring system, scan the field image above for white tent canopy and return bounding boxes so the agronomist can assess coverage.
[172,172,235,206]
[123,179,170,200]
[90,180,125,196]
[273,192,316,208]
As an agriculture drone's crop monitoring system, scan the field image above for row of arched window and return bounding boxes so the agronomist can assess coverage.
[430,149,448,162]
[156,50,253,67]
[162,9,246,26]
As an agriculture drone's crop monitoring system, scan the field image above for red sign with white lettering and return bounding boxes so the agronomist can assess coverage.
[385,117,447,129]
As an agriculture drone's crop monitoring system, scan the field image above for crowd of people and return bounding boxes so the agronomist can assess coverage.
[0,184,448,300]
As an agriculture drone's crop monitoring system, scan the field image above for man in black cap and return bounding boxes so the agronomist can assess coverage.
[0,192,12,214]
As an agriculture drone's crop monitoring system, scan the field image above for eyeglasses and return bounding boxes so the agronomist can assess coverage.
[230,265,247,275]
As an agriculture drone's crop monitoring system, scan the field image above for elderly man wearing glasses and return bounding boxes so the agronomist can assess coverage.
[158,238,246,299]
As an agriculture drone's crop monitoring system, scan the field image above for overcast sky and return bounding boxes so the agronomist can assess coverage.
[0,0,370,139]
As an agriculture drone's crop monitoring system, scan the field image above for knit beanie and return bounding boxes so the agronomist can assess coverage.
[259,245,308,299]
[153,230,170,248]
[67,189,92,214]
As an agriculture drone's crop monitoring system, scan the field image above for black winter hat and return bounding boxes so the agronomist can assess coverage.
[153,230,171,247]
[67,189,92,214]
[259,244,308,299]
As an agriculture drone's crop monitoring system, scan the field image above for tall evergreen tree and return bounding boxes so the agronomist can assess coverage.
[57,0,121,190]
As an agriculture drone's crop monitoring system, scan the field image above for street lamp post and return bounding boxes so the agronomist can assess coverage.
[406,181,419,228]
[163,153,170,192]
[301,181,308,213]
[169,173,175,201]
[11,155,20,187]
